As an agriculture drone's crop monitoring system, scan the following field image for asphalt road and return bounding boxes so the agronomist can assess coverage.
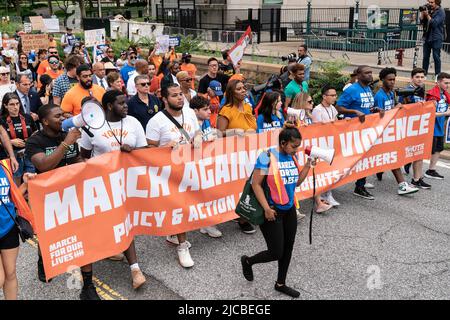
[2,159,450,300]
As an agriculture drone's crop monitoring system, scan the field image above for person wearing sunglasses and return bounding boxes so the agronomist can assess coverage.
[36,46,59,78]
[120,51,137,86]
[127,75,162,130]
[101,46,117,66]
[176,71,197,109]
[126,60,149,96]
[0,66,16,104]
[16,53,33,83]
[0,51,17,82]
[40,56,63,90]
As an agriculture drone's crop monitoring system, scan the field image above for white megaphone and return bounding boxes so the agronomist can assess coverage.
[305,145,335,165]
[62,99,105,137]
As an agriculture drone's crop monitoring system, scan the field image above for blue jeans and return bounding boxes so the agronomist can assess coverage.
[422,40,442,76]
[13,152,36,179]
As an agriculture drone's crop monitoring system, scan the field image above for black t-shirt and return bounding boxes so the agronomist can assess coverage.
[198,73,230,94]
[25,131,80,174]
[219,62,235,78]
[0,114,38,152]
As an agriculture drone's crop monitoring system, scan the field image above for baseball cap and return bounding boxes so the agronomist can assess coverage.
[104,62,118,71]
[3,51,13,58]
[0,66,9,73]
[208,80,223,96]
[229,73,245,82]
[182,52,191,59]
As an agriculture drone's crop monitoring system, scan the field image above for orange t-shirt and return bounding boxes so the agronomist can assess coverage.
[38,69,63,89]
[49,40,58,48]
[150,56,163,71]
[37,60,50,76]
[149,76,160,94]
[180,63,197,89]
[61,84,106,116]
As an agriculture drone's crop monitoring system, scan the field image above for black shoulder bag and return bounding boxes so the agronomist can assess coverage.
[162,109,191,143]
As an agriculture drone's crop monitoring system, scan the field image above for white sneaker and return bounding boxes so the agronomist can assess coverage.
[364,183,375,189]
[166,235,191,248]
[296,209,306,223]
[398,182,419,195]
[200,226,222,238]
[324,191,340,207]
[177,242,194,268]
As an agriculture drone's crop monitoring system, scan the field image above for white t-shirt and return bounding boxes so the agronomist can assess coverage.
[182,89,197,109]
[146,108,200,147]
[312,104,338,123]
[126,71,139,96]
[78,115,147,157]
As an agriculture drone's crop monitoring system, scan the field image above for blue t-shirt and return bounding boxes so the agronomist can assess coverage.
[256,113,285,133]
[337,82,374,117]
[254,148,299,210]
[374,89,395,111]
[435,93,448,137]
[120,63,136,86]
[398,84,424,104]
[201,119,213,141]
[0,168,16,239]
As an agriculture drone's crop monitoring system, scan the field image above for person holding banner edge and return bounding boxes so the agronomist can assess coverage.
[79,90,147,289]
[25,104,101,300]
[241,122,314,298]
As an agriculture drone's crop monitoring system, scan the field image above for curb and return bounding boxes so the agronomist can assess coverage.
[440,150,450,161]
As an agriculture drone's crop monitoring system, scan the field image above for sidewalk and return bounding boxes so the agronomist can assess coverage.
[440,150,450,160]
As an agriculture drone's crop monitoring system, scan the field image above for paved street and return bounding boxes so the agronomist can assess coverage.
[2,159,450,300]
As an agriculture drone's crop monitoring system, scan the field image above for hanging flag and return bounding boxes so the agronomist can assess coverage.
[228,26,252,67]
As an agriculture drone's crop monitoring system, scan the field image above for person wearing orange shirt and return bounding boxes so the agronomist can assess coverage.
[48,34,57,48]
[39,56,63,89]
[61,64,105,116]
[36,47,59,77]
[180,52,197,90]
[148,45,163,71]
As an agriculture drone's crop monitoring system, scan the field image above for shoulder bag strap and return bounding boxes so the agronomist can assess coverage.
[162,109,191,142]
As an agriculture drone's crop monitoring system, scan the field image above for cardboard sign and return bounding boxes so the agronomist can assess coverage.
[21,34,49,53]
[84,28,106,47]
[43,18,60,33]
[29,16,46,31]
[28,102,435,280]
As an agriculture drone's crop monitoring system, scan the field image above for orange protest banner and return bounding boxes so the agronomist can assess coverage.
[28,102,435,279]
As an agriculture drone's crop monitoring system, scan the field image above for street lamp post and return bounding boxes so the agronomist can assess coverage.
[98,0,102,18]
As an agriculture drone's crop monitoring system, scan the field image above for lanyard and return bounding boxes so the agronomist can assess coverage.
[106,119,123,146]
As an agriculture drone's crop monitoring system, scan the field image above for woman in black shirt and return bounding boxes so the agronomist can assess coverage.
[0,93,37,185]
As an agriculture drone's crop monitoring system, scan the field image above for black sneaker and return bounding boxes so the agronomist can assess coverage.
[411,178,431,189]
[376,172,383,181]
[238,221,256,234]
[37,257,52,283]
[353,186,375,200]
[240,255,254,281]
[80,284,101,300]
[274,283,300,298]
[404,163,411,175]
[424,170,444,180]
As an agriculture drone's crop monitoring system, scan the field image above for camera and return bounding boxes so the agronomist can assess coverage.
[419,3,432,13]
[281,52,297,62]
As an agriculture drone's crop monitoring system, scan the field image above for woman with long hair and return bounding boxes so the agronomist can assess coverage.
[217,79,256,136]
[256,91,284,133]
[0,93,37,185]
[16,53,33,83]
[241,123,314,298]
[79,90,147,290]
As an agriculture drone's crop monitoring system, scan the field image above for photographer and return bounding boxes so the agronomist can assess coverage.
[296,45,312,82]
[420,0,445,76]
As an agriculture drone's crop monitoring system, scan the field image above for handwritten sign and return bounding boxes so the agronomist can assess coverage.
[21,34,49,53]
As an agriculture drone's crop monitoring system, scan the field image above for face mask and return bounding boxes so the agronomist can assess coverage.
[130,58,136,65]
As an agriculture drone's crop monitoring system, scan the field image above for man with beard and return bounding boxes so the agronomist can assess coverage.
[61,64,105,116]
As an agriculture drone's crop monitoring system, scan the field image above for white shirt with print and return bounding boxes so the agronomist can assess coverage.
[146,107,200,147]
[78,115,147,157]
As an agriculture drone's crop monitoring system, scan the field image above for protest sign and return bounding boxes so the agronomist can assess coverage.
[24,22,32,33]
[21,34,49,53]
[84,28,106,47]
[155,35,170,54]
[29,16,46,31]
[28,102,435,279]
[43,18,60,33]
[228,26,252,66]
[169,36,181,47]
